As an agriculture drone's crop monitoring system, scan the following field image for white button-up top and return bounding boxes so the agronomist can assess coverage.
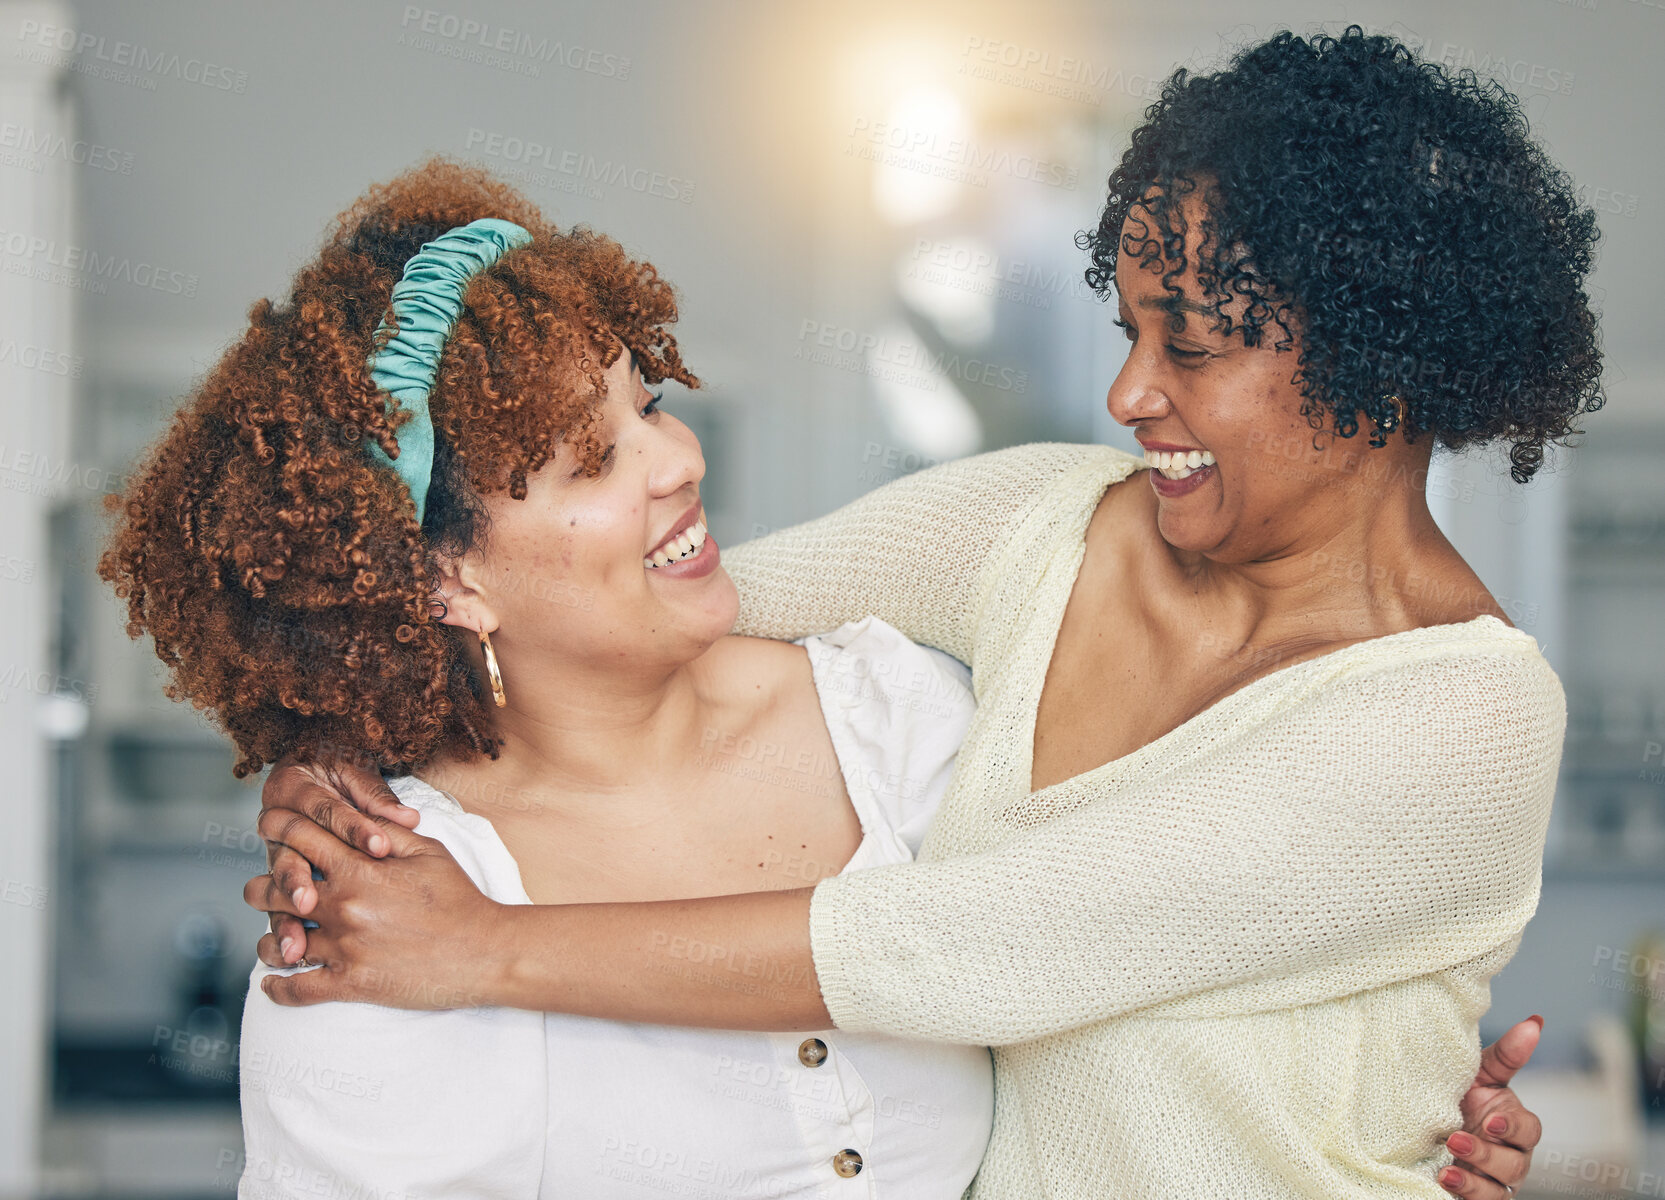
[237,616,995,1199]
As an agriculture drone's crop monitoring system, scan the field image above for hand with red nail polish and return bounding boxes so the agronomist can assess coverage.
[1443,1016,1546,1198]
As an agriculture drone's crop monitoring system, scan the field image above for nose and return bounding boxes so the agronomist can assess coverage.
[646,412,705,500]
[1105,350,1170,428]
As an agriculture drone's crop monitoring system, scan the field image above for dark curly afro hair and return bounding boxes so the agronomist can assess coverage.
[1079,25,1604,483]
[99,156,698,778]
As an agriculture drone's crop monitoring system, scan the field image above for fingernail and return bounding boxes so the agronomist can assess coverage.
[1440,1168,1463,1189]
[1486,1115,1507,1136]
[1447,1132,1475,1155]
[369,833,388,856]
[1528,1014,1544,1028]
[280,937,295,962]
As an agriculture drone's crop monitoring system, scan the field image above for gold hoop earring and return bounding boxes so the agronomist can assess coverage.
[479,629,507,707]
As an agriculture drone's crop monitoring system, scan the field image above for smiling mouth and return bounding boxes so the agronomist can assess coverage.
[643,508,708,569]
[1143,448,1216,480]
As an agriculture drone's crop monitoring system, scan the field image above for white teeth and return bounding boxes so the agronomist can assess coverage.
[1144,448,1216,481]
[644,513,709,569]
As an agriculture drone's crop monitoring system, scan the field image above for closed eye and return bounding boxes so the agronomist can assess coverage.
[1113,315,1207,361]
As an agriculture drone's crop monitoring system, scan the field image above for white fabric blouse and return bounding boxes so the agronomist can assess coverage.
[237,616,995,1199]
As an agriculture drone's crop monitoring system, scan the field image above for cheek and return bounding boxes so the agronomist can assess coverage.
[547,502,644,574]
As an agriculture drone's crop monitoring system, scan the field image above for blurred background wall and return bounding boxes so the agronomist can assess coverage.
[0,0,1659,1195]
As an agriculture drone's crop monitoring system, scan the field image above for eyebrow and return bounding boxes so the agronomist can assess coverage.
[1131,295,1213,316]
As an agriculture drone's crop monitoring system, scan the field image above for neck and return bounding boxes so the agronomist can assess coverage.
[1156,442,1467,646]
[421,649,721,824]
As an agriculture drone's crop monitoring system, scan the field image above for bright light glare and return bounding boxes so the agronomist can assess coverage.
[870,87,972,225]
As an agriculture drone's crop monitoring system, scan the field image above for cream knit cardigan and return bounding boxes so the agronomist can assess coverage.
[723,441,1564,1200]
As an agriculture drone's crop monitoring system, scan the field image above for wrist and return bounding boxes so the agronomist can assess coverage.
[480,901,554,1010]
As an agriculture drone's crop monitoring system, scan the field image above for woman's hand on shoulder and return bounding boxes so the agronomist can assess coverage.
[1442,1016,1546,1199]
[252,748,420,965]
[246,791,504,1010]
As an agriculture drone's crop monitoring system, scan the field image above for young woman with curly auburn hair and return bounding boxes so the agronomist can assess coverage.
[133,26,1573,1200]
[104,156,1005,1197]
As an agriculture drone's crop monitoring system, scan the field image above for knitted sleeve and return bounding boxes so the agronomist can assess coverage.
[722,442,1111,665]
[805,644,1566,1045]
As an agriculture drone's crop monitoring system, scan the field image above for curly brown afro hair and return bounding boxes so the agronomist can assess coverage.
[99,156,698,778]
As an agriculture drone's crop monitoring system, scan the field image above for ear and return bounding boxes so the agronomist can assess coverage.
[430,546,500,637]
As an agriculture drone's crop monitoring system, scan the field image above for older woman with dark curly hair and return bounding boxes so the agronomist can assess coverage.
[231,26,1584,1200]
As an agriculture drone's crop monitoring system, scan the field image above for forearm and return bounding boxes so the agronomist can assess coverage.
[487,887,831,1030]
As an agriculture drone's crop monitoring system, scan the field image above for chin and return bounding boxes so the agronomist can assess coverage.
[1154,507,1209,545]
[696,572,741,638]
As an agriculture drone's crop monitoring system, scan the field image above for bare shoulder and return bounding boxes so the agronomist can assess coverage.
[696,634,818,712]
[1400,557,1516,630]
[1085,461,1159,561]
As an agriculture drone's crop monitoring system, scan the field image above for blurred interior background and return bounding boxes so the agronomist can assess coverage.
[0,0,1660,1195]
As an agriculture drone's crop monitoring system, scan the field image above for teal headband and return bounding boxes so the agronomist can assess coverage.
[365,217,533,524]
